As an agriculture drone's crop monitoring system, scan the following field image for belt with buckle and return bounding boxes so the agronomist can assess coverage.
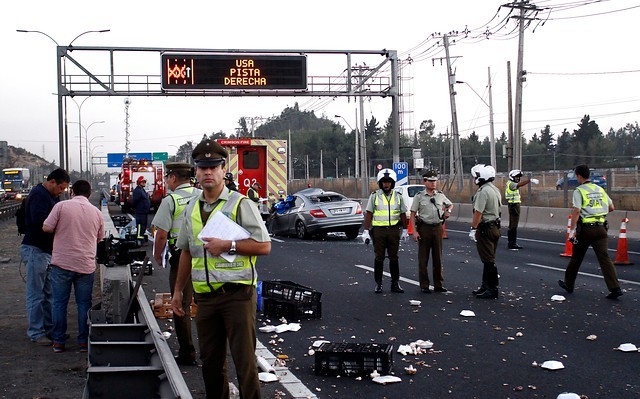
[198,283,249,297]
[582,222,604,227]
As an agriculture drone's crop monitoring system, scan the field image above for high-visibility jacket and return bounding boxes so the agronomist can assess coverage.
[577,183,609,223]
[371,190,402,227]
[168,186,199,246]
[504,182,521,204]
[188,191,256,293]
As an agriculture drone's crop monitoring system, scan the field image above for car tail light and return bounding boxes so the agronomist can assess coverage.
[310,209,326,218]
[356,204,363,214]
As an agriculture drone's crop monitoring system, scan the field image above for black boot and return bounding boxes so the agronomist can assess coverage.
[476,287,498,299]
[472,283,487,296]
[374,282,383,294]
[390,281,404,293]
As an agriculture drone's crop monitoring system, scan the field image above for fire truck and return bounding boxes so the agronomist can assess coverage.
[117,158,166,211]
[217,138,287,216]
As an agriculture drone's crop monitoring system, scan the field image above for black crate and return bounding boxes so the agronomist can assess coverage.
[262,280,322,304]
[314,342,393,377]
[262,297,322,320]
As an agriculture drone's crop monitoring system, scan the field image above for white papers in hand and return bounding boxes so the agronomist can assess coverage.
[197,212,250,262]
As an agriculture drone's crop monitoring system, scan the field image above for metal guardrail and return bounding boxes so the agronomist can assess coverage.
[0,201,21,222]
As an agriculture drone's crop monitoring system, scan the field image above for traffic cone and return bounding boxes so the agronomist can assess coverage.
[560,214,573,257]
[614,217,633,265]
[442,222,448,239]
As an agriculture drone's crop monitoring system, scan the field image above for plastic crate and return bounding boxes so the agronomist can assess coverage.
[314,342,393,377]
[262,297,322,320]
[262,280,322,304]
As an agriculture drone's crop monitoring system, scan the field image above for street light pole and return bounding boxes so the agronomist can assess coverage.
[85,122,105,177]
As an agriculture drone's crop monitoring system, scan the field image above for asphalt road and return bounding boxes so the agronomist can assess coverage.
[248,221,640,399]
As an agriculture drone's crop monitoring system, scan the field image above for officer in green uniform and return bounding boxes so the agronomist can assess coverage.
[505,169,537,249]
[362,168,408,294]
[151,162,200,365]
[469,164,502,299]
[171,139,271,399]
[558,164,623,299]
[409,169,453,293]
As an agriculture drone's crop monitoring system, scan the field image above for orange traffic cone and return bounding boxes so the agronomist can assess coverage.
[408,219,414,235]
[614,217,633,265]
[560,214,573,257]
[442,221,448,239]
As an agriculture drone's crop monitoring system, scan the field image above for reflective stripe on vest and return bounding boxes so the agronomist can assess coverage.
[168,186,198,245]
[504,182,521,204]
[371,191,402,227]
[577,183,609,223]
[188,192,257,293]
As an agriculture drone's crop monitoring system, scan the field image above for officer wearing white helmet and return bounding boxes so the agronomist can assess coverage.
[362,168,409,294]
[469,164,502,299]
[505,169,538,249]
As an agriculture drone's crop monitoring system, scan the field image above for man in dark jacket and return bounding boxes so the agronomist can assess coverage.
[131,176,151,240]
[21,168,70,345]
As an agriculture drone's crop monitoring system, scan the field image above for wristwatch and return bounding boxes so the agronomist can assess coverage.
[228,240,237,255]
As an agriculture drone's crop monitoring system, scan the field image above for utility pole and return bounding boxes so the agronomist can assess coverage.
[241,116,270,137]
[441,35,463,190]
[487,67,496,170]
[355,65,370,198]
[124,98,131,158]
[507,61,514,171]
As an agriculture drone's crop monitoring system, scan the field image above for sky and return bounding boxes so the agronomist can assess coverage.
[2,0,639,173]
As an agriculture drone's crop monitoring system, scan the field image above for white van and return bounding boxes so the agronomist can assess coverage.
[395,184,425,215]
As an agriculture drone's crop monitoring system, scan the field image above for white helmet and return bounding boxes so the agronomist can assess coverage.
[471,164,496,185]
[377,168,397,189]
[508,169,523,181]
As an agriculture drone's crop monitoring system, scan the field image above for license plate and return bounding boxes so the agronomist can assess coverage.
[331,207,350,215]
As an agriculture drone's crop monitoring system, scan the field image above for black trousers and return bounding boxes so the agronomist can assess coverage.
[564,224,621,290]
[507,203,521,245]
[169,249,195,360]
[372,226,401,282]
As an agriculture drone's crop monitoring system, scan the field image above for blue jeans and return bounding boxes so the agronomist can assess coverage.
[50,265,94,345]
[21,245,52,341]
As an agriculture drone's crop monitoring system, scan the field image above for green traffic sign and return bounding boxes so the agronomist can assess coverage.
[153,152,168,161]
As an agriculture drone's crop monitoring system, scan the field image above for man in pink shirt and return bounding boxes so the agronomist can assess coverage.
[43,180,104,353]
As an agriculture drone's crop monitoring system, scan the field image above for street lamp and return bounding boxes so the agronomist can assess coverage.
[335,114,359,178]
[69,97,90,177]
[16,29,110,170]
[90,148,105,180]
[169,145,182,162]
[85,124,105,177]
[68,120,105,178]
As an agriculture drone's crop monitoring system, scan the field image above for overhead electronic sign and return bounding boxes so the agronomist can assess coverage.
[161,54,307,91]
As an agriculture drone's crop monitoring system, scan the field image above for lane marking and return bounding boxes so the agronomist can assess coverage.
[255,340,318,399]
[526,262,640,286]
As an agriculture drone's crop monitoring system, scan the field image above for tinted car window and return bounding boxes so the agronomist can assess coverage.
[407,186,426,197]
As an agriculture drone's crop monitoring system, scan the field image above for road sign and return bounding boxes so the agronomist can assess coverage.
[161,54,307,91]
[153,152,168,161]
[393,162,409,186]
[107,152,153,167]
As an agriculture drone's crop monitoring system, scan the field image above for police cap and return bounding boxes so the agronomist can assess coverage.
[165,162,192,174]
[422,169,439,181]
[192,139,228,167]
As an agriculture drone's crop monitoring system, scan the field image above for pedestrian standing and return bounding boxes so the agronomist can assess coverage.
[558,164,623,299]
[42,180,104,353]
[505,169,538,249]
[409,170,453,293]
[362,168,409,294]
[224,172,238,191]
[131,176,151,240]
[152,162,201,365]
[171,139,271,399]
[21,168,70,345]
[469,164,502,299]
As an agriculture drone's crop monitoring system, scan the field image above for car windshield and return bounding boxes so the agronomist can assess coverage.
[407,186,426,197]
[309,194,345,203]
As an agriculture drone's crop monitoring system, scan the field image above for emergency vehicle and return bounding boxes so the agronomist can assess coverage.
[217,138,287,216]
[117,158,166,211]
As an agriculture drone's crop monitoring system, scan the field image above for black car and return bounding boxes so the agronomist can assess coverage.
[270,188,364,240]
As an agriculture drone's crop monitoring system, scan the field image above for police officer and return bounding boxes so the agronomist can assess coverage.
[469,164,502,299]
[171,139,271,399]
[558,164,623,299]
[362,168,409,294]
[409,169,453,293]
[247,181,261,203]
[505,169,538,249]
[224,172,238,191]
[151,162,200,365]
[131,176,151,240]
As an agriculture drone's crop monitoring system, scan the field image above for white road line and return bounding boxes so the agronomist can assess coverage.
[526,262,640,286]
[355,264,419,286]
[255,340,318,399]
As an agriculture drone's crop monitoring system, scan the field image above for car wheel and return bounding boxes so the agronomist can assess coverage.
[295,220,309,240]
[345,228,359,240]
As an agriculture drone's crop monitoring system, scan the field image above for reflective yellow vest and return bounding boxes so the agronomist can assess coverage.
[504,182,521,204]
[577,183,609,223]
[188,192,257,293]
[168,186,198,246]
[371,190,402,227]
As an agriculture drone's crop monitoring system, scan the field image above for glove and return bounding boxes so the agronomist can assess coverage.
[469,228,477,242]
[361,230,371,245]
[531,178,539,185]
[401,229,409,242]
[568,229,577,244]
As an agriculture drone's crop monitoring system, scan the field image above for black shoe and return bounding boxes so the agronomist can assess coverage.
[374,283,383,294]
[606,288,623,299]
[558,280,574,293]
[476,288,498,299]
[433,287,448,293]
[472,284,487,296]
[390,282,405,293]
[421,287,432,293]
[174,355,198,366]
[508,244,523,250]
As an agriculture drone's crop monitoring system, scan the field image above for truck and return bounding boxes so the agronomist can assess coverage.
[117,158,165,212]
[217,138,288,217]
[1,168,31,200]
